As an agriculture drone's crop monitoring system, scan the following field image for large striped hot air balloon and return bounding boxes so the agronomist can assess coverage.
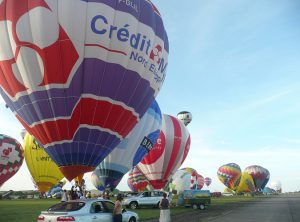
[0,0,169,181]
[217,163,242,191]
[138,114,191,189]
[23,132,64,193]
[127,167,149,193]
[0,134,24,187]
[92,100,162,191]
[244,165,270,191]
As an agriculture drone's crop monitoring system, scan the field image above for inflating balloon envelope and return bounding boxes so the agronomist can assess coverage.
[0,134,24,187]
[91,100,162,191]
[138,114,191,189]
[217,163,241,191]
[23,132,64,193]
[0,0,169,180]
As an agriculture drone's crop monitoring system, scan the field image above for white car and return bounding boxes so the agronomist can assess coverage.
[123,191,166,209]
[37,198,138,222]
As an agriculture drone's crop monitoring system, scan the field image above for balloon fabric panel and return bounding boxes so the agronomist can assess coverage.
[0,134,24,187]
[23,133,64,193]
[0,0,169,180]
[91,100,161,191]
[138,114,191,189]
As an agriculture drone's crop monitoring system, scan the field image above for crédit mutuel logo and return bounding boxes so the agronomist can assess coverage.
[90,3,167,84]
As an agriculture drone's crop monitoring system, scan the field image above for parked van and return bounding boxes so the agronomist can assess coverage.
[180,190,211,209]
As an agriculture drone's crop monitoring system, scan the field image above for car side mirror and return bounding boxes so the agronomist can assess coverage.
[122,208,127,213]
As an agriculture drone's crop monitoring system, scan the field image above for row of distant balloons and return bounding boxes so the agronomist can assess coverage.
[0,110,193,193]
[217,163,270,193]
[127,166,212,193]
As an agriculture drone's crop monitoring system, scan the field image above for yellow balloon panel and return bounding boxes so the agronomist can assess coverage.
[236,172,255,193]
[23,133,64,193]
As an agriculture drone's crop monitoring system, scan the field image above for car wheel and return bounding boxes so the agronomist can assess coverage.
[129,217,137,222]
[192,204,198,210]
[199,204,205,210]
[129,202,138,209]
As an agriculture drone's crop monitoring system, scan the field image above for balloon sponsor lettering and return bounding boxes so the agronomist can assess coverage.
[91,14,167,83]
[119,0,138,12]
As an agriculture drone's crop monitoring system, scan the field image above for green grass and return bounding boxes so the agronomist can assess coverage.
[0,196,258,222]
[0,199,59,222]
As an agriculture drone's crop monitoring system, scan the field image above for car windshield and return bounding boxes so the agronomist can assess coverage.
[48,202,85,212]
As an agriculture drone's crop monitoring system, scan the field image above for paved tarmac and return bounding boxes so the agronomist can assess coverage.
[145,193,300,222]
[203,194,300,222]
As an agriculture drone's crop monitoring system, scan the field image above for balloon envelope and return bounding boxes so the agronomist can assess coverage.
[217,163,241,191]
[204,177,212,187]
[235,172,255,194]
[0,0,169,181]
[177,111,192,126]
[23,133,64,193]
[244,165,270,190]
[92,100,162,191]
[127,167,149,193]
[138,114,191,189]
[0,134,24,187]
[169,169,191,194]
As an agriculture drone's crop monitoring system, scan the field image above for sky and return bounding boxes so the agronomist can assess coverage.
[1,0,300,193]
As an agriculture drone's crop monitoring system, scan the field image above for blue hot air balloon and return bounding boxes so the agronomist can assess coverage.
[91,100,162,191]
[0,0,168,180]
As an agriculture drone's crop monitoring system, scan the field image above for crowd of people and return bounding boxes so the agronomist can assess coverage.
[60,179,91,202]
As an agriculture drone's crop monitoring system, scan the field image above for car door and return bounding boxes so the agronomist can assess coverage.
[139,191,150,205]
[90,201,112,222]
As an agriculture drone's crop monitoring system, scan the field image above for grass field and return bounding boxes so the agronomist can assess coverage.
[0,196,257,222]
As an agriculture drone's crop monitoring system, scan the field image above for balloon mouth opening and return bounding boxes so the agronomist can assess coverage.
[60,165,95,181]
[149,180,168,189]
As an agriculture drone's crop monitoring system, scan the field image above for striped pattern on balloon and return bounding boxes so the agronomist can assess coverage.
[127,166,150,193]
[217,163,242,191]
[0,0,169,180]
[91,100,161,191]
[138,114,191,189]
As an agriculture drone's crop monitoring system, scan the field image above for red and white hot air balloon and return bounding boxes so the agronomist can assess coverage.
[138,114,191,189]
[0,134,24,187]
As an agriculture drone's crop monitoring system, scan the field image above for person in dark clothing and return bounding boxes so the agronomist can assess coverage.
[159,192,171,222]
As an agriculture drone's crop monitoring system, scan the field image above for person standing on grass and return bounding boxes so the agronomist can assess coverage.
[159,192,171,222]
[61,190,68,202]
[113,193,123,222]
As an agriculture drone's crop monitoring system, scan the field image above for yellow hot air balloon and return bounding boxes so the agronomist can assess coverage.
[23,133,64,193]
[236,172,255,194]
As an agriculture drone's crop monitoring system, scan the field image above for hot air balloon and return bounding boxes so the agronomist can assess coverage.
[91,100,161,191]
[0,0,169,181]
[177,111,192,126]
[0,134,24,187]
[244,165,270,191]
[235,172,255,194]
[127,167,149,192]
[217,163,241,191]
[169,169,192,194]
[196,174,204,190]
[269,181,282,193]
[138,114,191,189]
[204,177,212,187]
[23,132,64,193]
